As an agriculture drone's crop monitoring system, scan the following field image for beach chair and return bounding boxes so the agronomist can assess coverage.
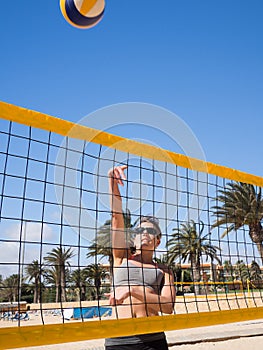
[11,312,20,321]
[20,312,29,321]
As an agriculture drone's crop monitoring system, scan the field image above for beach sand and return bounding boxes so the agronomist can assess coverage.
[170,336,263,350]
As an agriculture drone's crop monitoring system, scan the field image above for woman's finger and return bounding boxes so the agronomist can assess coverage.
[117,167,127,183]
[120,165,128,171]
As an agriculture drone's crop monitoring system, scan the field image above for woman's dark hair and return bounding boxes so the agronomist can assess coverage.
[136,215,162,238]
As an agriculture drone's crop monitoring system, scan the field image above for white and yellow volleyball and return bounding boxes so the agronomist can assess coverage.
[60,0,105,29]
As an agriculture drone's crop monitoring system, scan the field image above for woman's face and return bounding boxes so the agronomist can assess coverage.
[133,222,161,251]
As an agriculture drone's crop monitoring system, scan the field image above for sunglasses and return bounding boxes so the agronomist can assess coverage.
[133,227,159,236]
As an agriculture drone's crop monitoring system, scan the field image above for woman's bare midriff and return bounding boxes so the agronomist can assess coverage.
[110,294,159,319]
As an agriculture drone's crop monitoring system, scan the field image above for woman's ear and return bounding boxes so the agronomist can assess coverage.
[155,237,161,248]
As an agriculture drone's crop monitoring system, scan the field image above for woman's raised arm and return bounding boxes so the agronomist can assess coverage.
[108,165,128,264]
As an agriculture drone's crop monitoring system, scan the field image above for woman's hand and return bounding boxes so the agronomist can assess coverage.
[108,165,127,186]
[105,286,130,305]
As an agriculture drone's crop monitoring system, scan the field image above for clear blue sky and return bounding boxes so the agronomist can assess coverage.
[1,0,263,176]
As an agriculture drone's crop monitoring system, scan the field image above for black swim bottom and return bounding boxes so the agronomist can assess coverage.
[105,338,169,350]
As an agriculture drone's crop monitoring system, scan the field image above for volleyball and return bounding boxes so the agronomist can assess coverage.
[60,0,105,29]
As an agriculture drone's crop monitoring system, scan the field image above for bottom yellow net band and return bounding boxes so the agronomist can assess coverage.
[1,307,263,349]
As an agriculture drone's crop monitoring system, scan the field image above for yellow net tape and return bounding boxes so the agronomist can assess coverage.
[1,307,263,349]
[0,100,263,186]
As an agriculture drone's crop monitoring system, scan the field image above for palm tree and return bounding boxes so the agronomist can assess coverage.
[154,254,179,279]
[154,254,172,266]
[223,260,235,281]
[24,260,43,303]
[250,260,262,281]
[0,274,20,302]
[212,182,263,264]
[70,268,89,301]
[235,260,250,285]
[154,255,193,294]
[87,209,135,273]
[167,220,221,294]
[86,219,113,270]
[85,263,108,300]
[44,247,75,302]
[43,266,59,302]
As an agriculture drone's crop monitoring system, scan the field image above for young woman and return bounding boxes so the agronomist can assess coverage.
[105,165,176,350]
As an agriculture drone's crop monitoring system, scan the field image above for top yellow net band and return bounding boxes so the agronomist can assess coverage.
[0,100,262,187]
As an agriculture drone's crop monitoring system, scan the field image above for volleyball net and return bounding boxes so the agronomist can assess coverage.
[0,101,263,348]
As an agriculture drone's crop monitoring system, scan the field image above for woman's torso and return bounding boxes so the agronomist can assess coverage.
[110,258,164,319]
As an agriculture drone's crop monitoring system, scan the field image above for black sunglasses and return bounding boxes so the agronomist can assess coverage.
[133,227,159,236]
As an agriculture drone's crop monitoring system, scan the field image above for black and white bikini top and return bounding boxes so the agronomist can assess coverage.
[112,259,164,294]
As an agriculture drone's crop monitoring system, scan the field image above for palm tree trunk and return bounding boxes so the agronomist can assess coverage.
[181,270,184,293]
[191,255,201,295]
[95,278,101,300]
[61,268,66,302]
[80,284,86,301]
[256,242,263,265]
[249,225,263,265]
[34,281,38,304]
[56,284,60,303]
[109,255,114,275]
[12,293,15,303]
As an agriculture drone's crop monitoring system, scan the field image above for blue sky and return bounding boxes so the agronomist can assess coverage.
[1,0,263,176]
